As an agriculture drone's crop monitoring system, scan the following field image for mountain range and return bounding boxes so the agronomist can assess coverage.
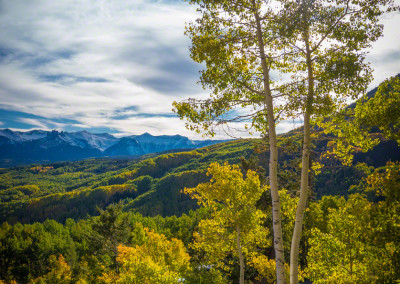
[0,129,226,167]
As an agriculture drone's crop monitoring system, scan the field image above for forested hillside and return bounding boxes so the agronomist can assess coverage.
[1,130,399,225]
[0,140,248,223]
[0,143,399,283]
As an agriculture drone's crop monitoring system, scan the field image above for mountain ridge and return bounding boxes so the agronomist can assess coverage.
[0,129,228,167]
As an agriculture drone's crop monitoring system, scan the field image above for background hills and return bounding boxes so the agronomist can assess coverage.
[0,129,226,167]
[0,132,399,224]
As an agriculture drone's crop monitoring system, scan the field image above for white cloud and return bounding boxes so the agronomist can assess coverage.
[18,118,51,130]
[367,11,400,88]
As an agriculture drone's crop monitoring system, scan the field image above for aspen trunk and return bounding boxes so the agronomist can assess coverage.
[266,95,286,284]
[290,112,311,284]
[237,226,245,284]
[290,30,314,284]
[252,2,286,283]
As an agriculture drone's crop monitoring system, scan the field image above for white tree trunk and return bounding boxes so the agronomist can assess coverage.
[290,31,314,284]
[290,112,311,284]
[252,2,286,283]
[237,226,245,284]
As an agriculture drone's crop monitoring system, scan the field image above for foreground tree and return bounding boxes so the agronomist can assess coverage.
[173,1,291,281]
[185,162,270,284]
[175,1,398,283]
[88,203,130,275]
[276,1,399,282]
[110,229,190,284]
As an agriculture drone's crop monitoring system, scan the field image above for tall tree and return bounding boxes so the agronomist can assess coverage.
[185,162,269,284]
[275,0,398,282]
[173,1,290,281]
[88,203,130,275]
[175,1,398,283]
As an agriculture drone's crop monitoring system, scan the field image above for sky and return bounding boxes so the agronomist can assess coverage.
[0,0,399,139]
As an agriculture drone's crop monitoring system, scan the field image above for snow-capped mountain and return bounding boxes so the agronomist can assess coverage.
[64,131,118,151]
[104,133,221,156]
[0,130,105,166]
[0,130,118,150]
[0,129,226,167]
[0,129,47,143]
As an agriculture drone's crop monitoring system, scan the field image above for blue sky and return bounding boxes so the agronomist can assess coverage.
[0,0,399,139]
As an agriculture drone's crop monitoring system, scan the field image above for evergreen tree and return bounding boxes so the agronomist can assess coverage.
[88,202,130,275]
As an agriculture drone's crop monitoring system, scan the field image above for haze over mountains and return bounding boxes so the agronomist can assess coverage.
[0,129,226,167]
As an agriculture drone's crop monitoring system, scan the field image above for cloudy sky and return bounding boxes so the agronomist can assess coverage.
[0,0,399,139]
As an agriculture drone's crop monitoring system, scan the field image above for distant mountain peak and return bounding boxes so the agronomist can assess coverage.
[0,129,227,167]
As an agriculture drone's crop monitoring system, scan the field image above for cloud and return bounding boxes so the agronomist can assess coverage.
[0,0,204,136]
[367,12,400,88]
[18,118,52,130]
[0,0,201,95]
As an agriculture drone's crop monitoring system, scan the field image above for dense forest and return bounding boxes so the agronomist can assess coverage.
[1,133,398,224]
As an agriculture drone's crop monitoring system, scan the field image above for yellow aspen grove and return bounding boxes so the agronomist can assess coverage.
[112,229,190,283]
[185,162,270,283]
